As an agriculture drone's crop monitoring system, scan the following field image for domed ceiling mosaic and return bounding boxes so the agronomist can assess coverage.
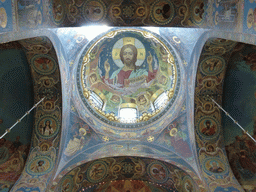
[76,28,181,130]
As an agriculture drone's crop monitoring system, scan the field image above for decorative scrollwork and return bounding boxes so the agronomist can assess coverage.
[83,89,90,99]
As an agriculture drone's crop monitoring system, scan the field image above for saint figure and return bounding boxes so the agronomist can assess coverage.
[209,161,223,173]
[41,120,54,136]
[201,120,216,136]
[31,160,45,173]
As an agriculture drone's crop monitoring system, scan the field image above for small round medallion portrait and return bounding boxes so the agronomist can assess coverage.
[83,0,106,22]
[36,115,60,138]
[197,117,220,139]
[27,156,53,175]
[151,0,174,25]
[87,161,108,183]
[147,161,168,183]
[203,158,227,175]
[31,55,57,75]
[200,56,225,76]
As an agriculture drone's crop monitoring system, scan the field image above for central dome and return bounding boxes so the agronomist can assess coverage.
[77,28,180,128]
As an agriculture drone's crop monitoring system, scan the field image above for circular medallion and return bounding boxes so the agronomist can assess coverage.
[82,0,107,22]
[31,55,57,75]
[35,115,60,138]
[202,157,227,175]
[27,156,53,176]
[60,175,73,192]
[77,28,181,128]
[147,161,168,183]
[150,0,174,25]
[197,116,220,139]
[87,160,108,183]
[199,56,225,76]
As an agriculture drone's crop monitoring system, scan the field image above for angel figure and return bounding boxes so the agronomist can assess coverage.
[64,128,86,157]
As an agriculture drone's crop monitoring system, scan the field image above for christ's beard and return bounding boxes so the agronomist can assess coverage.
[124,61,135,68]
